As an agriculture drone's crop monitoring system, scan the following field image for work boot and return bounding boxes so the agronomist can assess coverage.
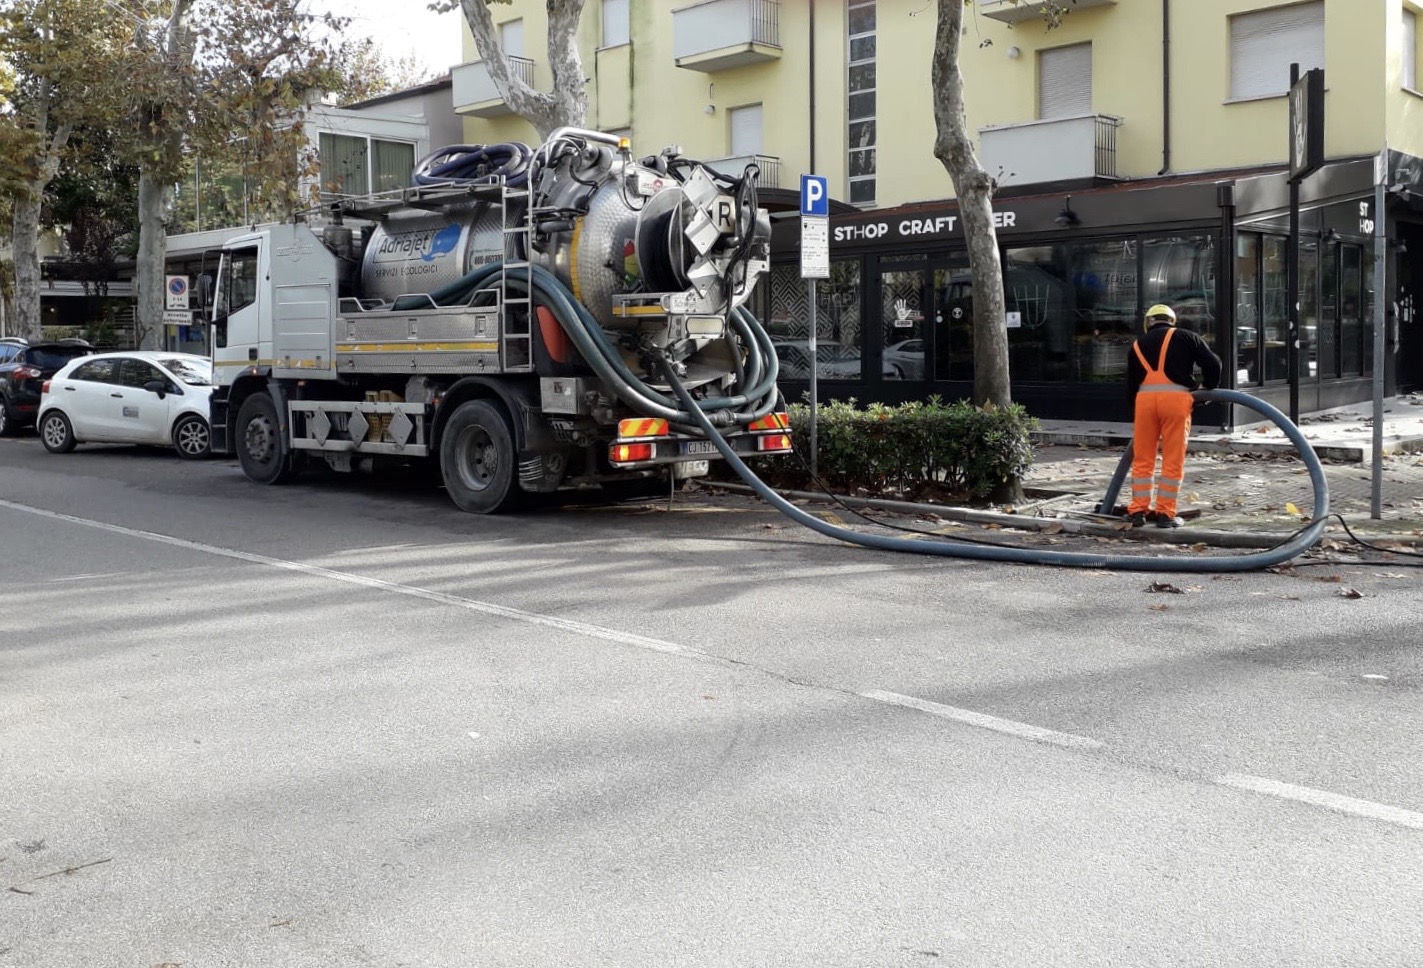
[1155,515,1185,529]
[1128,512,1147,528]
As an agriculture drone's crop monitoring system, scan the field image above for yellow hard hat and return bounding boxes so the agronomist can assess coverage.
[1143,304,1177,331]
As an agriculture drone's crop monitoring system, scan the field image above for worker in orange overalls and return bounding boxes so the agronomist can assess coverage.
[1126,304,1223,528]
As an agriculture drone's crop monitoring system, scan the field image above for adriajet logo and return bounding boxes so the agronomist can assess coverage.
[374,223,462,263]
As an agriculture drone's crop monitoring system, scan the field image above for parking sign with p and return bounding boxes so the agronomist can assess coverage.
[800,175,828,218]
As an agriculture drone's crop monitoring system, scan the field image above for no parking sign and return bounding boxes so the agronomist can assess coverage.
[165,275,189,310]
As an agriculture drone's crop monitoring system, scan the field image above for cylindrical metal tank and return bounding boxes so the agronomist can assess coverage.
[360,202,504,302]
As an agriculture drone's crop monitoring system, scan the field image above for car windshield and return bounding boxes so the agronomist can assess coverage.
[26,347,90,370]
[156,357,213,386]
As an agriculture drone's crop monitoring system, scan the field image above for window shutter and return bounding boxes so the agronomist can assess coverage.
[501,19,525,58]
[1405,9,1418,91]
[1038,43,1092,120]
[730,104,763,156]
[1230,2,1325,100]
[602,0,629,47]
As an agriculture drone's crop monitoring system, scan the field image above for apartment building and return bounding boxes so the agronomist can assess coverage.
[456,0,1423,422]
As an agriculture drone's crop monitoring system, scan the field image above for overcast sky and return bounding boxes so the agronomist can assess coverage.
[306,0,466,78]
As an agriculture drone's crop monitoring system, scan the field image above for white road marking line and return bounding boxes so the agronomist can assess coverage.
[0,499,689,657]
[862,689,1104,750]
[1215,773,1423,831]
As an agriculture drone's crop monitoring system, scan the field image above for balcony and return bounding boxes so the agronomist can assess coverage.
[977,0,1116,23]
[704,154,781,189]
[452,55,536,117]
[978,114,1123,187]
[673,0,781,73]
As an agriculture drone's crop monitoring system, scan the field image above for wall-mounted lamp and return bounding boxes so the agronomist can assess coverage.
[703,104,716,116]
[1391,237,1409,255]
[1320,228,1340,244]
[1054,195,1080,227]
[1006,46,1022,60]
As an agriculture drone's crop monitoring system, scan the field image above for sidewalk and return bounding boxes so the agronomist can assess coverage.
[1025,393,1423,537]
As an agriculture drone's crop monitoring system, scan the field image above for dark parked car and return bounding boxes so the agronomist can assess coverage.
[0,340,94,435]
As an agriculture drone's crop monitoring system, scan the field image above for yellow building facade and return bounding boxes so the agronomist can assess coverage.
[452,0,1423,421]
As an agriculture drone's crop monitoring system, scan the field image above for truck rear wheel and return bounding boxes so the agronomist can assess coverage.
[236,392,298,485]
[440,399,520,513]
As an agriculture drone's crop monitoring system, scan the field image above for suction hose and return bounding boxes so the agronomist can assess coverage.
[424,262,780,426]
[660,369,1330,573]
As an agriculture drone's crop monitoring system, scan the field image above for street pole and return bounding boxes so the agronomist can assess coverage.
[808,279,818,479]
[1371,148,1388,519]
[1287,62,1301,425]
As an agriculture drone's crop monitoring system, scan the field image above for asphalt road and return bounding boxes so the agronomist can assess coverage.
[3,436,1422,967]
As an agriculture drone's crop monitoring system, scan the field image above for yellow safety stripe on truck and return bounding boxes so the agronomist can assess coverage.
[568,216,585,303]
[334,342,499,353]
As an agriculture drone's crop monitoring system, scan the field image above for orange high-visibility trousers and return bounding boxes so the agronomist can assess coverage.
[1129,328,1193,519]
[1128,390,1194,518]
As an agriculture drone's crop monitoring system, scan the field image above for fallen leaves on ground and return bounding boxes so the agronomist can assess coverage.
[1147,582,1184,594]
[1148,604,1171,612]
[1337,588,1364,599]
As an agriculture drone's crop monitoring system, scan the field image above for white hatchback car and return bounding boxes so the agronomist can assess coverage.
[38,351,215,459]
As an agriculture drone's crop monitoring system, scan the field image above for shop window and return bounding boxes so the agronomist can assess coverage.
[1038,42,1092,119]
[1341,244,1363,376]
[933,266,974,381]
[1003,240,1139,384]
[880,269,925,381]
[766,259,863,380]
[1141,235,1218,345]
[1234,234,1260,385]
[1262,236,1288,382]
[1229,2,1324,100]
[1319,241,1338,378]
[1300,238,1319,379]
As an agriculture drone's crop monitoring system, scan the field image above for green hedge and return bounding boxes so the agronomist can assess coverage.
[747,397,1036,502]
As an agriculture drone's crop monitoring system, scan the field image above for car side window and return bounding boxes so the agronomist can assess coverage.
[119,359,164,389]
[70,359,121,384]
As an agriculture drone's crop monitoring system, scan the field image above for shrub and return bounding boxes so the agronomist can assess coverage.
[744,396,1036,503]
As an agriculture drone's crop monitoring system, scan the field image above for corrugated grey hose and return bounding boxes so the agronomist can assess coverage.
[661,372,1330,573]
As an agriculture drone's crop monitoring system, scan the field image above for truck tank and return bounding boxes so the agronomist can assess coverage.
[360,203,504,302]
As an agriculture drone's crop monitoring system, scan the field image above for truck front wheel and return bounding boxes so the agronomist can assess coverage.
[236,392,298,485]
[440,399,520,513]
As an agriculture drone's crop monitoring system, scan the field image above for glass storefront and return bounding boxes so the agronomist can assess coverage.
[760,260,864,381]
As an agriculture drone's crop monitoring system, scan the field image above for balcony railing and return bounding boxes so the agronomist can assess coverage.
[704,153,781,189]
[673,0,782,73]
[978,114,1123,188]
[977,0,1116,23]
[452,55,536,117]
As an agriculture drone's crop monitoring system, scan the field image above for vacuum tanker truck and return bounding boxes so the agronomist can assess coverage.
[206,128,789,512]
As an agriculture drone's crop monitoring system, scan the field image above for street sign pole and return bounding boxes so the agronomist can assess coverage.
[800,174,830,480]
[1372,148,1388,519]
[1287,63,1301,425]
[1287,65,1325,426]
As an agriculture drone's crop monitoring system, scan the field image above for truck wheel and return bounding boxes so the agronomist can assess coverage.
[235,392,297,484]
[440,399,520,513]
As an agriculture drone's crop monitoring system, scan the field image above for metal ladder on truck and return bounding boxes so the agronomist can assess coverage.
[498,179,534,373]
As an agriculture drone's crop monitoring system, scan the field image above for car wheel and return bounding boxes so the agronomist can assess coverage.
[235,392,298,484]
[439,399,521,513]
[172,413,212,459]
[39,410,76,454]
[0,399,16,437]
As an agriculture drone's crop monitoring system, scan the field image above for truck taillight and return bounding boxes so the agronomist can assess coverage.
[610,442,654,463]
[757,433,792,452]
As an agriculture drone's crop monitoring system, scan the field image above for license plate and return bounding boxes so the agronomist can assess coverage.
[679,439,718,456]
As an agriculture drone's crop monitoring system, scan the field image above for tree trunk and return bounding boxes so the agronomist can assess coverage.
[459,0,587,138]
[135,170,170,350]
[932,0,1022,503]
[10,192,45,342]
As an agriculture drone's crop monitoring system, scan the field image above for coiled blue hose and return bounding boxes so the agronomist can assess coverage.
[413,143,533,187]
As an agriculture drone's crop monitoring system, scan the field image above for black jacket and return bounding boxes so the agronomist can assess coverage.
[1127,323,1223,401]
